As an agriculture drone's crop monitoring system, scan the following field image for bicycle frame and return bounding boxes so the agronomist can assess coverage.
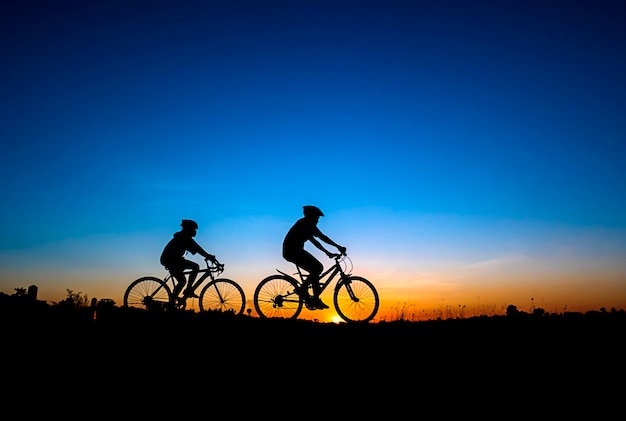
[125,259,246,314]
[165,262,220,294]
[254,252,379,322]
[277,254,350,295]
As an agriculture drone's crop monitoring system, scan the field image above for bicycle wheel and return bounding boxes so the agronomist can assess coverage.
[198,278,246,315]
[334,276,379,323]
[254,275,303,319]
[124,276,172,311]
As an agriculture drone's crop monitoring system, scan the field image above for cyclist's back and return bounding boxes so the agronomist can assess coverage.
[160,231,204,269]
[283,215,319,247]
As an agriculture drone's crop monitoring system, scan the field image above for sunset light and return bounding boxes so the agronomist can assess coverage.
[1,0,625,318]
[331,315,342,324]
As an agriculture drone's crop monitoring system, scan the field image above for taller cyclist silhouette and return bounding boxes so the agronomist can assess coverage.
[282,206,346,309]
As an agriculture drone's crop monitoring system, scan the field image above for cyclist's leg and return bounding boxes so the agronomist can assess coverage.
[285,249,317,290]
[289,250,327,307]
[181,259,200,297]
[169,269,187,302]
[163,258,190,301]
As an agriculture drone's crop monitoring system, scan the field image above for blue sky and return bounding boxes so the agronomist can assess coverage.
[1,0,625,320]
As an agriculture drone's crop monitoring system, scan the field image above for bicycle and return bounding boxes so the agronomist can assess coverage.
[253,253,379,323]
[124,259,246,314]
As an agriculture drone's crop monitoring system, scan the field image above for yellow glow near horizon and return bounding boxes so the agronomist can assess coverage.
[5,261,626,321]
[2,216,625,321]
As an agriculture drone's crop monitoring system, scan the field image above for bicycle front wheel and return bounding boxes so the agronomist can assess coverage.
[198,278,246,315]
[124,276,172,311]
[334,276,379,323]
[254,275,303,319]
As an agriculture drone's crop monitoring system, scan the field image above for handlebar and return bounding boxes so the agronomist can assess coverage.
[204,258,224,271]
[330,252,352,273]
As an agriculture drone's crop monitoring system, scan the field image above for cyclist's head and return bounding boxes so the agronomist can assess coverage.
[303,205,324,218]
[180,219,199,231]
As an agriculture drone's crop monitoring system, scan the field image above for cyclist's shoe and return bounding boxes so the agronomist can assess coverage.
[167,298,185,311]
[184,289,199,299]
[294,285,308,297]
[304,296,317,310]
[311,297,329,309]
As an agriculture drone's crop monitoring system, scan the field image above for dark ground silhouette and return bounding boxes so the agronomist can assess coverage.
[2,292,622,414]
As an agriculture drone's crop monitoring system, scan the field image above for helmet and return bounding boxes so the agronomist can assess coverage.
[181,219,198,230]
[302,205,324,217]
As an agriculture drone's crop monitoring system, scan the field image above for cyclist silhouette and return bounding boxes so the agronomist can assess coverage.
[282,205,346,309]
[160,219,217,304]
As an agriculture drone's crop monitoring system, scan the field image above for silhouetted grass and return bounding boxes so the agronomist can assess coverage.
[3,291,624,350]
[2,290,623,415]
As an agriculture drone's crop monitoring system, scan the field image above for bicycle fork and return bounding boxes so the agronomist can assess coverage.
[339,276,360,302]
[208,282,227,303]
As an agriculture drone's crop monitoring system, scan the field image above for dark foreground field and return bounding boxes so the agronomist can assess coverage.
[2,295,624,415]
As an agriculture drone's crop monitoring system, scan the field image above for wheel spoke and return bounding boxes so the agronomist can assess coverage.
[124,277,172,311]
[254,275,302,319]
[199,279,246,315]
[334,277,379,323]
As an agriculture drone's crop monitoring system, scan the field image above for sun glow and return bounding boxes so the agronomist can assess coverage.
[330,315,342,323]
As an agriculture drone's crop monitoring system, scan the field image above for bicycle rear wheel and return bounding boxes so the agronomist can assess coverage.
[334,276,379,323]
[253,275,303,319]
[198,278,246,315]
[124,276,172,311]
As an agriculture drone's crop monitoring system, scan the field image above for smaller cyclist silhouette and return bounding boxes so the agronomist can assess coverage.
[160,219,217,305]
[282,205,346,309]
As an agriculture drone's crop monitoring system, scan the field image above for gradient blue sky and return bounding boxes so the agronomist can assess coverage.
[2,0,625,321]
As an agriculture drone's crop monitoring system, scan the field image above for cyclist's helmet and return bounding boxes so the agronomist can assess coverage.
[181,219,199,230]
[303,205,324,217]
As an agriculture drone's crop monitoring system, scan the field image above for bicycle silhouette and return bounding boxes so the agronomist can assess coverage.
[253,253,379,323]
[124,259,246,314]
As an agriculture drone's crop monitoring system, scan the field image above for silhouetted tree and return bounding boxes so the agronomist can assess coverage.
[58,289,89,309]
[506,304,519,317]
[532,307,546,317]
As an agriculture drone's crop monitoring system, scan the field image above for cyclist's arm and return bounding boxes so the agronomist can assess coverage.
[309,237,332,256]
[194,243,216,263]
[311,235,345,257]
